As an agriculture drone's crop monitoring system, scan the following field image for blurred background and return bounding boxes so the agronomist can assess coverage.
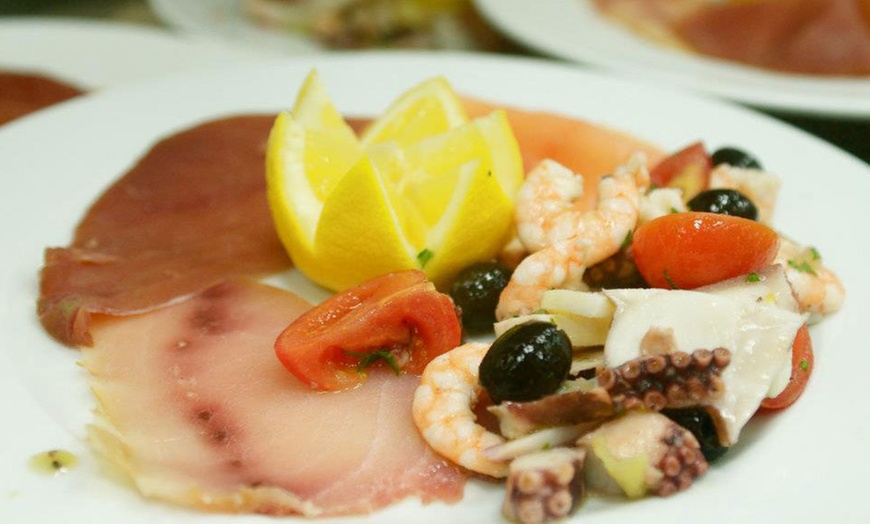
[1,0,867,163]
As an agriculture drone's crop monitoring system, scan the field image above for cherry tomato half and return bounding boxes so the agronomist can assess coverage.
[649,141,712,201]
[760,324,814,411]
[275,270,462,391]
[631,211,780,289]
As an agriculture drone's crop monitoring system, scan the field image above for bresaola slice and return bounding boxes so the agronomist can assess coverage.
[594,0,870,76]
[38,116,292,347]
[676,0,870,76]
[82,279,465,516]
[0,71,84,125]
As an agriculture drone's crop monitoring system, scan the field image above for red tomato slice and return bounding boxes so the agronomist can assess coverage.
[631,211,780,289]
[649,141,712,201]
[275,270,462,391]
[760,324,813,411]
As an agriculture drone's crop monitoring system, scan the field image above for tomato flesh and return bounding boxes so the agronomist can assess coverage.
[649,141,712,201]
[760,324,813,411]
[275,270,462,391]
[632,212,780,289]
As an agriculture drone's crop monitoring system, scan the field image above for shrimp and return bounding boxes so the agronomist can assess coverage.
[775,236,845,323]
[496,156,649,319]
[412,342,509,478]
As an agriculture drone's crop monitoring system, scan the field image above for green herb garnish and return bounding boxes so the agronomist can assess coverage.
[800,358,809,372]
[788,259,817,276]
[663,269,679,290]
[417,248,434,267]
[809,246,821,261]
[344,349,401,375]
[746,272,761,283]
[620,230,633,250]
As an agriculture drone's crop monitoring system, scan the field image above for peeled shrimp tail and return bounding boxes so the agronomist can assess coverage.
[496,238,592,320]
[496,156,648,320]
[412,342,508,478]
[775,236,845,322]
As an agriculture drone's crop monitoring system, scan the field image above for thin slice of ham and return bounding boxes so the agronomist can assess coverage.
[676,0,870,76]
[38,116,292,347]
[82,278,466,516]
[594,0,870,76]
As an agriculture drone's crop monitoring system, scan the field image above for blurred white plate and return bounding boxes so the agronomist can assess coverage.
[0,51,867,523]
[0,17,279,90]
[149,0,322,54]
[474,0,870,118]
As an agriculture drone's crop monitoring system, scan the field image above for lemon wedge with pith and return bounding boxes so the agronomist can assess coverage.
[266,70,523,291]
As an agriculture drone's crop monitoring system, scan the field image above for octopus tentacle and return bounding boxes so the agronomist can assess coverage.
[653,422,709,497]
[490,348,731,438]
[601,347,731,413]
[503,448,587,524]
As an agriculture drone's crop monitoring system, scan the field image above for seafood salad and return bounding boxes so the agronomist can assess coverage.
[19,62,848,524]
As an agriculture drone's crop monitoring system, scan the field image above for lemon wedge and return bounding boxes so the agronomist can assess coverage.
[266,70,523,291]
[359,76,467,148]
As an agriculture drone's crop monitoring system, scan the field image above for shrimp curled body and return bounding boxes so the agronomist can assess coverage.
[497,156,649,320]
[412,342,508,478]
[775,236,845,322]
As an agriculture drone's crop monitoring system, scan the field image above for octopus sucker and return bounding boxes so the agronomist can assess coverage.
[503,448,587,524]
[490,348,731,438]
[578,411,709,499]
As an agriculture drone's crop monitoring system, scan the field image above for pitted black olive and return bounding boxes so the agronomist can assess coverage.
[662,408,729,462]
[711,147,762,170]
[688,188,759,220]
[479,321,572,404]
[450,262,511,333]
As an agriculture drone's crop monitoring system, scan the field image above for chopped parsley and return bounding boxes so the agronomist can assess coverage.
[620,230,633,250]
[809,246,821,261]
[788,259,817,276]
[746,272,761,283]
[800,358,809,372]
[669,207,681,214]
[344,349,401,375]
[663,269,680,290]
[417,248,434,268]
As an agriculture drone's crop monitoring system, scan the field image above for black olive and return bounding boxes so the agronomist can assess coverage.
[450,262,511,333]
[711,147,762,170]
[479,321,572,404]
[687,188,759,220]
[662,408,729,462]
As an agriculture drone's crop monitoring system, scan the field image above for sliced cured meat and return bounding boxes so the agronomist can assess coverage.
[82,279,466,516]
[592,0,706,49]
[676,0,870,76]
[464,97,664,213]
[594,0,870,76]
[0,71,84,125]
[40,104,663,348]
[38,116,292,347]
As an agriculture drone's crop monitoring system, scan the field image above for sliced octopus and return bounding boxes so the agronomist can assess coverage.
[491,348,731,438]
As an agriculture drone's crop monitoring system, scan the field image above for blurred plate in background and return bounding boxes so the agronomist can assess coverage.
[474,0,870,118]
[0,17,277,90]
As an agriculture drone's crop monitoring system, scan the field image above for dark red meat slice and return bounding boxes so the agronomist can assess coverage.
[38,115,292,346]
[677,0,870,76]
[0,71,84,125]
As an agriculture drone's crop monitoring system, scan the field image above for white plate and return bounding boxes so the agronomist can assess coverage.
[148,0,322,54]
[0,17,280,90]
[0,52,867,523]
[474,0,870,118]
